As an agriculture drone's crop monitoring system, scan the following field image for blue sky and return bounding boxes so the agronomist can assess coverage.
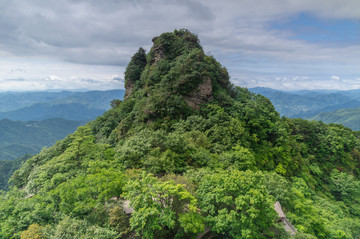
[0,0,359,91]
[271,13,359,44]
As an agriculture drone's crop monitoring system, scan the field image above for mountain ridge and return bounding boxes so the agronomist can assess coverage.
[0,89,124,113]
[1,30,359,238]
[249,87,360,118]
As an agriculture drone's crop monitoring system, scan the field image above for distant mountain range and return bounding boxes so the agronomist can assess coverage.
[249,87,360,118]
[0,89,125,121]
[0,89,125,160]
[0,90,125,112]
[0,103,105,121]
[249,87,360,131]
[0,89,125,190]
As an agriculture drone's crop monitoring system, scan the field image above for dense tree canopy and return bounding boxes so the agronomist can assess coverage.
[0,29,359,238]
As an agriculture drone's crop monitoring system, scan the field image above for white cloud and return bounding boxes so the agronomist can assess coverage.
[0,0,358,90]
[331,75,341,81]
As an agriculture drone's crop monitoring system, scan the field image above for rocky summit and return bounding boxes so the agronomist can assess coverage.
[124,29,233,115]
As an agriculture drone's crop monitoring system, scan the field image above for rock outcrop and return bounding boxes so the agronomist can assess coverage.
[184,77,213,110]
[122,29,234,119]
[150,37,165,65]
[124,80,135,100]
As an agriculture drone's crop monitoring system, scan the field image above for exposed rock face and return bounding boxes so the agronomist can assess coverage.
[184,77,213,110]
[274,201,297,236]
[151,43,165,65]
[124,80,135,100]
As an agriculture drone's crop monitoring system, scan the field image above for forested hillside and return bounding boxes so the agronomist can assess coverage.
[0,155,32,191]
[1,30,359,238]
[311,108,360,131]
[0,118,84,191]
[0,118,84,160]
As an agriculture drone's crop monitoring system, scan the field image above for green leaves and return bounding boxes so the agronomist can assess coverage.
[124,47,147,88]
[197,170,277,238]
[2,29,360,239]
[52,216,118,239]
[329,169,360,216]
[50,169,126,217]
[123,173,204,238]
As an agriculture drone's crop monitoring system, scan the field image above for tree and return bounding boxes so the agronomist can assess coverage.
[124,47,147,90]
[50,169,126,218]
[197,170,277,239]
[123,172,204,238]
[52,217,118,239]
[21,224,44,239]
[110,99,122,108]
[329,169,360,216]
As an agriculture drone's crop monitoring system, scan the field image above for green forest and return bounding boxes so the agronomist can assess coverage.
[311,108,360,131]
[1,29,360,238]
[0,118,84,161]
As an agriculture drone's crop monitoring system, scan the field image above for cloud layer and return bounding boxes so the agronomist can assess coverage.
[0,0,359,90]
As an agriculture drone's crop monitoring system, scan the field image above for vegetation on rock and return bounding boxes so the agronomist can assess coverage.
[0,29,359,238]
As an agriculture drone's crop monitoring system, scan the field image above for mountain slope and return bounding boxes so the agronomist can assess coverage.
[0,118,84,160]
[311,108,360,131]
[0,155,32,190]
[1,30,359,238]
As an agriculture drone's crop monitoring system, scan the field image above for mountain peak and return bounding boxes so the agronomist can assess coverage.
[124,29,234,115]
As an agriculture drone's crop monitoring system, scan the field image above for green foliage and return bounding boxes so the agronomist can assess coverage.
[91,98,135,143]
[108,206,130,235]
[0,189,51,238]
[50,169,126,218]
[289,119,359,177]
[115,29,236,131]
[0,154,31,190]
[19,126,111,193]
[1,29,360,239]
[218,145,256,170]
[124,47,147,90]
[123,172,204,238]
[329,169,360,216]
[21,224,44,239]
[110,99,122,108]
[312,107,360,131]
[197,170,277,238]
[51,217,118,239]
[151,29,201,62]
